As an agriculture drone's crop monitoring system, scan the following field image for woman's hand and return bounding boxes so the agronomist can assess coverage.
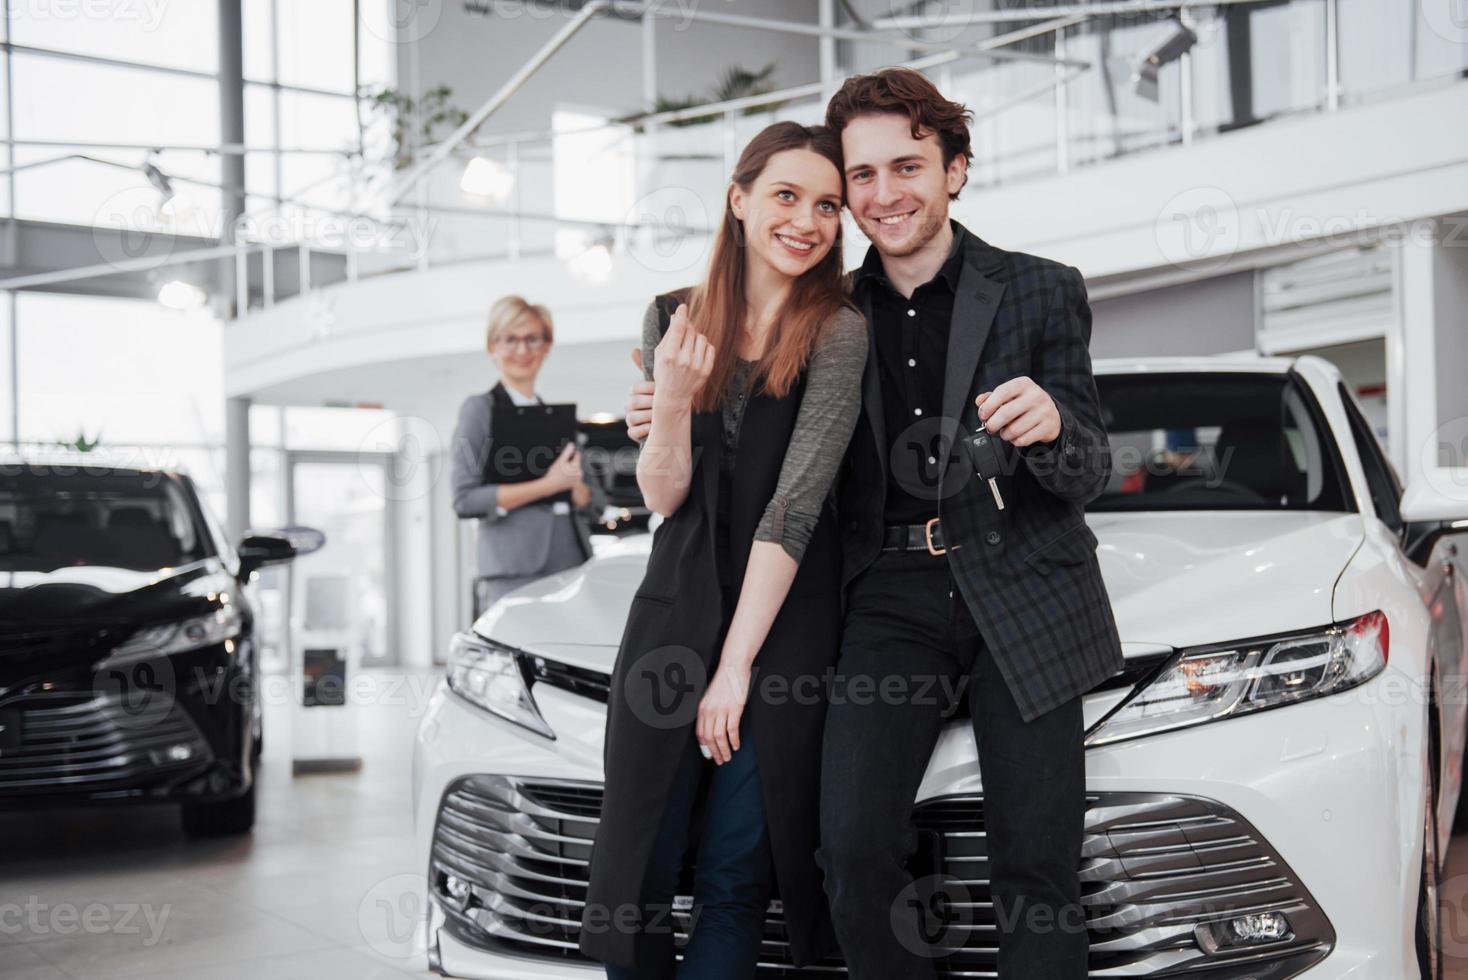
[653,304,715,410]
[570,479,592,508]
[697,658,751,765]
[540,442,583,495]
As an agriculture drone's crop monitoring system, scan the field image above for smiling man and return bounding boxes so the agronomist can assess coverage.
[813,68,1124,979]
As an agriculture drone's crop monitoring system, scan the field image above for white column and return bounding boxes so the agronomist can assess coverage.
[225,395,252,543]
[1392,235,1437,483]
[392,413,440,668]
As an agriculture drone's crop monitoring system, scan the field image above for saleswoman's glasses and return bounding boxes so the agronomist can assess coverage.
[497,334,548,351]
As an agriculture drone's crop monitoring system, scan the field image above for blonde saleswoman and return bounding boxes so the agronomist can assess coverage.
[451,295,605,616]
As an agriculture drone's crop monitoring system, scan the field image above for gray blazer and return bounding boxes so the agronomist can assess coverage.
[450,384,600,579]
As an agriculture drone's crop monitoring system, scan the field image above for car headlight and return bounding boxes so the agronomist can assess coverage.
[446,631,555,740]
[1086,609,1388,747]
[107,606,243,667]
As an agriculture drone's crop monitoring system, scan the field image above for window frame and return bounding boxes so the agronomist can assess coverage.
[1335,380,1403,532]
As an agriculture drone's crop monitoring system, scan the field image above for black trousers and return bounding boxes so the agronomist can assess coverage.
[816,548,1089,979]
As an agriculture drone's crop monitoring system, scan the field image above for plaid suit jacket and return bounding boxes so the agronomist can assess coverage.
[837,223,1125,722]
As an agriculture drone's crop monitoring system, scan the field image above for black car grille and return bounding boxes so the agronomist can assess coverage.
[523,652,1158,714]
[0,689,211,794]
[428,777,1334,978]
[525,655,610,704]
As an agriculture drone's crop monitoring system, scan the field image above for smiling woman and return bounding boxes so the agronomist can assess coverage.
[582,120,867,979]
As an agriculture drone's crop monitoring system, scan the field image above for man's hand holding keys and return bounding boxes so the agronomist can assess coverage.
[975,376,1060,448]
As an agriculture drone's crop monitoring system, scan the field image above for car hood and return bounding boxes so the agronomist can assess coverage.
[0,558,242,687]
[1089,510,1364,650]
[0,558,238,626]
[477,512,1367,672]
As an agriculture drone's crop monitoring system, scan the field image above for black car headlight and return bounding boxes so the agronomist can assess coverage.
[446,631,555,740]
[1086,609,1388,747]
[106,605,243,668]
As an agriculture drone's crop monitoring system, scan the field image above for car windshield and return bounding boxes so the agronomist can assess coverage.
[1089,372,1351,513]
[0,470,211,572]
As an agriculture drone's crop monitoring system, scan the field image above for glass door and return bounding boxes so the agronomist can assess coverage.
[286,452,396,669]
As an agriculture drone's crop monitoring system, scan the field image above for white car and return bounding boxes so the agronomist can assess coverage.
[413,354,1468,980]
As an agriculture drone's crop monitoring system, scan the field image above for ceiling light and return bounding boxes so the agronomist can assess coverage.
[566,235,614,282]
[460,156,514,203]
[158,279,206,310]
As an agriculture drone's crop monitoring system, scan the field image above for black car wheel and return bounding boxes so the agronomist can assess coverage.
[181,780,256,836]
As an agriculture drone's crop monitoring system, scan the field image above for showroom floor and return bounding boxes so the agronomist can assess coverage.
[0,668,440,980]
[3,665,1468,979]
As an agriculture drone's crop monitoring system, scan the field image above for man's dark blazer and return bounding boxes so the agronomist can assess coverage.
[837,224,1125,722]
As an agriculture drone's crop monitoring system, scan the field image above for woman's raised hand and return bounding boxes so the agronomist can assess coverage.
[652,304,715,409]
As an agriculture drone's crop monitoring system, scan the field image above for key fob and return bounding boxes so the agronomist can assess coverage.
[969,426,1003,481]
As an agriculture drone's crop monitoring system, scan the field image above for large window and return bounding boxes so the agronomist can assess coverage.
[14,293,224,448]
[8,2,218,74]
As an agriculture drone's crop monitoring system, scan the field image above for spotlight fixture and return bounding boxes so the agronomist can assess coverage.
[142,158,175,204]
[1129,19,1198,102]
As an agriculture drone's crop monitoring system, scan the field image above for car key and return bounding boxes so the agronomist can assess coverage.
[969,423,1006,510]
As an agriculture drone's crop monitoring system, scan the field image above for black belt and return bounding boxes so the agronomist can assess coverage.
[881,518,956,556]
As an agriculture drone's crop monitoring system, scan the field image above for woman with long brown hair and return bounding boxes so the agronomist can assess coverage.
[579,121,867,979]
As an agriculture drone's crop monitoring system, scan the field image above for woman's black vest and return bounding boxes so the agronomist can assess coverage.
[580,290,843,969]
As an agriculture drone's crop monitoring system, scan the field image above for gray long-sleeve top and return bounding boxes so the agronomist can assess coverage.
[640,300,868,563]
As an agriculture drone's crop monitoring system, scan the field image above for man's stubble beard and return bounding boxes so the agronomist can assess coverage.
[860,207,949,260]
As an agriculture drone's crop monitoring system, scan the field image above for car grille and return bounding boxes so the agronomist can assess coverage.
[0,689,211,794]
[428,777,1334,978]
[523,650,1160,717]
[525,656,610,705]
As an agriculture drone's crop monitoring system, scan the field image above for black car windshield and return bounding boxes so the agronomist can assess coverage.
[1088,372,1352,513]
[0,470,212,572]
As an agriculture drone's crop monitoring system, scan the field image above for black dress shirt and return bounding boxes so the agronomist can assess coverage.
[854,220,968,526]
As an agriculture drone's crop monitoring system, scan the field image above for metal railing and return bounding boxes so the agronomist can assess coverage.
[8,0,1462,311]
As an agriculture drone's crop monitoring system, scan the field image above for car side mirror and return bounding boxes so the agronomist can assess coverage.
[1398,470,1468,565]
[238,525,325,579]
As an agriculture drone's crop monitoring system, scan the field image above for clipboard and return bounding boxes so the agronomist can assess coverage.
[484,402,579,505]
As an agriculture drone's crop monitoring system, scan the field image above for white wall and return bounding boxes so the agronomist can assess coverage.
[1089,271,1255,358]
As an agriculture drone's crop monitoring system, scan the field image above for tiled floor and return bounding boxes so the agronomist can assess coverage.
[4,665,1468,978]
[0,668,439,980]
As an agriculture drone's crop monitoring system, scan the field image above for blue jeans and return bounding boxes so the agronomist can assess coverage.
[605,713,773,980]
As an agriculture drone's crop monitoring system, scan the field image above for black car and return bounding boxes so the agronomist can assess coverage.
[0,461,320,835]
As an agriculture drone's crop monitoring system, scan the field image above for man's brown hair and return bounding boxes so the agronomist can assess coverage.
[824,67,974,200]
